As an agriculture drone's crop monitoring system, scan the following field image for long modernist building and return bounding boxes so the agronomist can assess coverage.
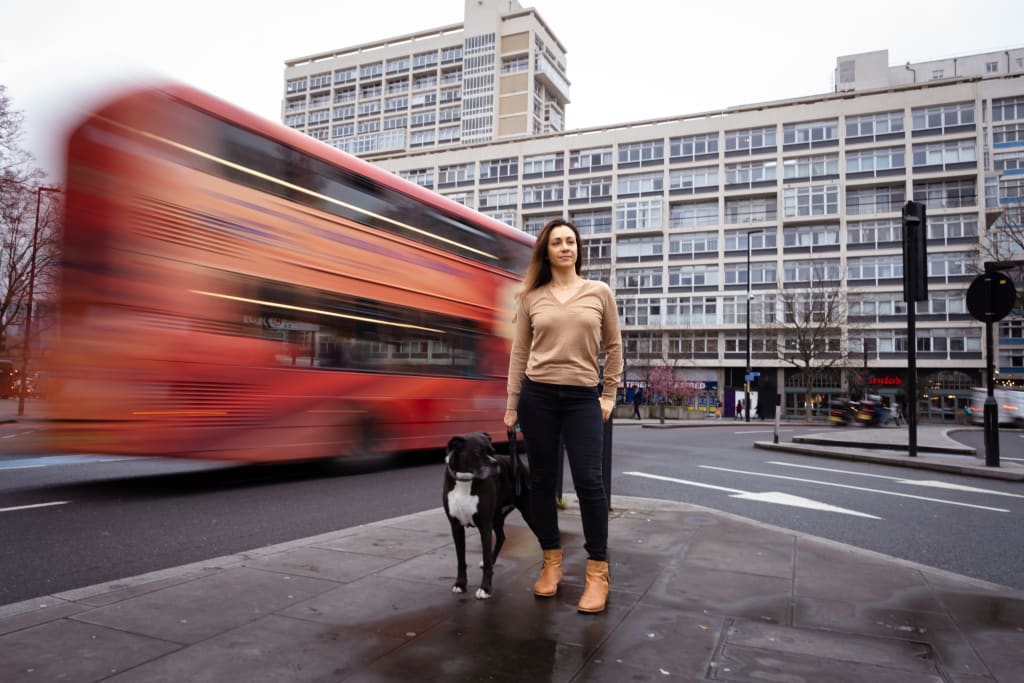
[282,1,1024,422]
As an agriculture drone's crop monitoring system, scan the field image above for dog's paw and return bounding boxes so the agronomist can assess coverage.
[475,588,492,600]
[451,585,465,594]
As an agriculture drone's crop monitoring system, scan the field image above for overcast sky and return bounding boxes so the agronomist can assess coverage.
[3,0,1022,176]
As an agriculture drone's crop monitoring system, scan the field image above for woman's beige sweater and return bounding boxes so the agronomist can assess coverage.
[506,279,623,411]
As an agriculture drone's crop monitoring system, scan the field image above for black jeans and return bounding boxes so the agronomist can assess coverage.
[517,377,608,562]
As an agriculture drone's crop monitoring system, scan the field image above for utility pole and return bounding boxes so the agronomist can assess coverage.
[18,186,61,417]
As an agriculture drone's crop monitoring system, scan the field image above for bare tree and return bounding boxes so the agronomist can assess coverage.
[765,260,856,422]
[0,85,54,357]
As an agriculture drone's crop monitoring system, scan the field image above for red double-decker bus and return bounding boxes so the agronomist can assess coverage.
[43,83,532,461]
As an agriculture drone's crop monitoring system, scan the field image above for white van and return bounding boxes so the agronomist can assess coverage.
[969,388,1024,426]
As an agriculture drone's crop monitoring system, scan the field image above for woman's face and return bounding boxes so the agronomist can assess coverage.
[546,225,577,270]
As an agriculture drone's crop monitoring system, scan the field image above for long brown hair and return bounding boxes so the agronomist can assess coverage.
[518,218,583,299]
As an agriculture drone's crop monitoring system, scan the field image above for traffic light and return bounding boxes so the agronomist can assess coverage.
[902,201,928,302]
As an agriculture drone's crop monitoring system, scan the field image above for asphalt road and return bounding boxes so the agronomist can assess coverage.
[1,421,1022,606]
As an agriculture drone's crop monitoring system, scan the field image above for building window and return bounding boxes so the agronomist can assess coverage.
[986,61,999,74]
[480,157,519,182]
[847,255,903,284]
[569,176,612,201]
[911,102,975,132]
[670,133,719,160]
[522,182,563,205]
[927,251,976,281]
[912,140,977,169]
[523,153,564,175]
[782,184,839,217]
[725,126,777,154]
[615,199,663,230]
[571,210,613,234]
[782,224,840,250]
[617,172,663,195]
[618,140,664,165]
[309,73,331,90]
[669,166,719,191]
[479,186,518,209]
[359,62,383,79]
[849,293,907,320]
[913,179,977,208]
[846,186,904,215]
[400,168,435,188]
[438,162,475,184]
[846,147,905,175]
[726,160,778,186]
[617,267,664,290]
[670,201,718,227]
[667,265,718,290]
[993,96,1024,122]
[847,219,901,247]
[782,259,841,284]
[724,261,776,286]
[668,231,718,258]
[845,111,904,139]
[725,196,777,223]
[569,147,613,171]
[334,68,356,84]
[783,119,839,145]
[583,237,612,261]
[616,235,663,260]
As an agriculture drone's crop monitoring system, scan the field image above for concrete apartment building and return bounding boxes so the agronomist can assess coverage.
[282,1,1024,422]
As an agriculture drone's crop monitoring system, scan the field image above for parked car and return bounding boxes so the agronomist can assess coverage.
[969,388,1024,427]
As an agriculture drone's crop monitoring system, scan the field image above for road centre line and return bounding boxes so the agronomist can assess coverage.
[699,465,1010,513]
[0,501,69,513]
[766,461,1024,498]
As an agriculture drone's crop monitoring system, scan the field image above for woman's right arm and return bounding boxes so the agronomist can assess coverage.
[505,295,531,428]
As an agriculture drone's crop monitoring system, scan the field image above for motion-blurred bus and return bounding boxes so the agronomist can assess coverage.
[43,83,533,461]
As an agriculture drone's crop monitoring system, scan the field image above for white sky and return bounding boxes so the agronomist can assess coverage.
[2,0,1022,176]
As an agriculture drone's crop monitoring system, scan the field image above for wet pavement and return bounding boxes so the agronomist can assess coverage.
[2,399,1023,681]
[2,494,1023,682]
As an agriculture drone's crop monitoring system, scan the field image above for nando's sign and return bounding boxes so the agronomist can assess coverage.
[867,375,902,386]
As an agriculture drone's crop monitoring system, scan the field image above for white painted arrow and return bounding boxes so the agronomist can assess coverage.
[767,461,1024,499]
[702,466,1009,513]
[622,471,881,519]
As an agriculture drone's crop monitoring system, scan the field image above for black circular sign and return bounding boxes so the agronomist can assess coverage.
[966,272,1017,323]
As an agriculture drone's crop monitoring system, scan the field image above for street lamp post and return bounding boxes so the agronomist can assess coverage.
[17,186,61,417]
[744,228,763,423]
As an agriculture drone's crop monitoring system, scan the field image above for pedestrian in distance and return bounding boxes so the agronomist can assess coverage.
[632,386,643,419]
[504,218,623,614]
[735,399,744,420]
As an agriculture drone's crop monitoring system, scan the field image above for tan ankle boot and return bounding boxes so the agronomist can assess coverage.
[533,549,563,597]
[577,559,610,613]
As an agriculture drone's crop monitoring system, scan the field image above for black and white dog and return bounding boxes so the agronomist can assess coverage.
[443,432,532,599]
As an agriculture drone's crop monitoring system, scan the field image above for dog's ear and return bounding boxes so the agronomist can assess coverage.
[481,432,492,443]
[447,435,466,453]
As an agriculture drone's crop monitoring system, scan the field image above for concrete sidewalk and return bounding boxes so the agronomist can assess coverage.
[2,495,1022,682]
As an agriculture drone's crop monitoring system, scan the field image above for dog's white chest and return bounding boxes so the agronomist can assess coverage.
[447,480,479,527]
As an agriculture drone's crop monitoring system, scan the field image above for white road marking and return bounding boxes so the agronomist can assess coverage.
[700,465,1010,513]
[622,471,880,519]
[766,461,1024,498]
[0,501,69,513]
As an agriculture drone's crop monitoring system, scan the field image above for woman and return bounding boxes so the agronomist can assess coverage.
[504,218,623,614]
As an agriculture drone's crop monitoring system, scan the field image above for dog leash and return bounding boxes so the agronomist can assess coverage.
[506,429,521,496]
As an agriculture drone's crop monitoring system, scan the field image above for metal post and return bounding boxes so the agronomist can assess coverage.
[18,186,60,417]
[602,416,613,511]
[983,317,1000,467]
[907,299,918,457]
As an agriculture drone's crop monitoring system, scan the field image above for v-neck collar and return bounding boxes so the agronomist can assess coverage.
[548,279,586,304]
